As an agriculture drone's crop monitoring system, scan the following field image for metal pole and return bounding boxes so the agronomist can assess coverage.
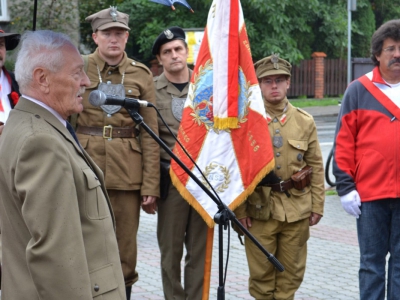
[347,0,352,85]
[33,0,38,31]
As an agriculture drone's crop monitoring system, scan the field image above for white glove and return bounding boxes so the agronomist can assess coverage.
[340,190,361,218]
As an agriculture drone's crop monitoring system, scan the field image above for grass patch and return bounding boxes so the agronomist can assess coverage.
[325,189,338,196]
[289,98,340,108]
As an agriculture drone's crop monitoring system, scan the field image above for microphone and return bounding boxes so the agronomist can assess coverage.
[88,90,152,108]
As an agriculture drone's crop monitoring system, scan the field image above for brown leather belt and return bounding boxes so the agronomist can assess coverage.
[266,179,293,192]
[76,125,138,139]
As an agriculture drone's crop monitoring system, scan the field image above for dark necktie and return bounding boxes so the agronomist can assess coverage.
[66,121,80,146]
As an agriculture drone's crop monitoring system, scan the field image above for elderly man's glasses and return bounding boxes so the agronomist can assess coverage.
[383,46,400,55]
[261,78,287,85]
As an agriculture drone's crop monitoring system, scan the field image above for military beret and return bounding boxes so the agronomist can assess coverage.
[0,30,20,51]
[254,54,292,78]
[86,6,130,32]
[152,26,186,55]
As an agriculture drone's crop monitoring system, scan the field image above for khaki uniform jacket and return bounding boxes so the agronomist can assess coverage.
[0,98,125,299]
[77,49,160,196]
[236,102,325,222]
[154,70,193,160]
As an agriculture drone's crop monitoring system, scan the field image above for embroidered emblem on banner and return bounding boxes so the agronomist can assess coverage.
[201,162,231,193]
[189,60,251,133]
[98,82,124,115]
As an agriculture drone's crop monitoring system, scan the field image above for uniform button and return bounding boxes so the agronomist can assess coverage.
[107,81,111,84]
[276,152,280,157]
[107,114,112,117]
[273,118,278,123]
[277,165,281,169]
[297,145,300,148]
[94,284,99,292]
[108,71,112,75]
[35,115,41,119]
[128,89,132,93]
[275,129,280,134]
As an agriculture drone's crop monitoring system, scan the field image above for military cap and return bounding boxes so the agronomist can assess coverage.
[0,30,20,51]
[152,26,186,55]
[254,54,292,78]
[86,6,130,32]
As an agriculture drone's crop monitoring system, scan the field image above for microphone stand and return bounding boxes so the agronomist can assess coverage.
[126,105,284,299]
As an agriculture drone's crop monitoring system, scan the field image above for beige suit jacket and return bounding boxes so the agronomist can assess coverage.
[0,98,126,299]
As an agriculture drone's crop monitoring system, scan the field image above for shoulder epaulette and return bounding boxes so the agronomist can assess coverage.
[296,107,313,118]
[128,59,152,76]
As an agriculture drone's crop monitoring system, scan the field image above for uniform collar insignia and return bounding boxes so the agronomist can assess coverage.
[164,29,174,39]
[110,6,118,22]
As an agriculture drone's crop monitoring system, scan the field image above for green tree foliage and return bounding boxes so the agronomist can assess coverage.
[352,0,375,58]
[113,0,351,64]
[371,0,400,28]
[10,0,79,43]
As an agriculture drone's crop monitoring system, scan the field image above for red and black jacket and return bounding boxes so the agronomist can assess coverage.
[333,67,400,201]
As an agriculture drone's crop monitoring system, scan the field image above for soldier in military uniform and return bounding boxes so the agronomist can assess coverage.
[236,55,325,300]
[76,7,160,300]
[152,26,208,300]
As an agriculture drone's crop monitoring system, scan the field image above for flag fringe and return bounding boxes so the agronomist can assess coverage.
[228,159,275,212]
[213,117,239,130]
[170,158,275,228]
[201,227,214,300]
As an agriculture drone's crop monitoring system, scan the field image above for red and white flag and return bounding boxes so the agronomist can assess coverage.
[170,0,274,227]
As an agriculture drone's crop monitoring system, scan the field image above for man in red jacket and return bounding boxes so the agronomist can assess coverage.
[333,19,400,300]
[0,29,21,135]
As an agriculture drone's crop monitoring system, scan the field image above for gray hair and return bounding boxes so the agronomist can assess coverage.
[15,30,75,93]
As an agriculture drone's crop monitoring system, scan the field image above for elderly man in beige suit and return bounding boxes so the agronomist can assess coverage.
[0,30,126,299]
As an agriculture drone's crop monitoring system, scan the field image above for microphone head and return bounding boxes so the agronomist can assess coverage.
[88,90,106,107]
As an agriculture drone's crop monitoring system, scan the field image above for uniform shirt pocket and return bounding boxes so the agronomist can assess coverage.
[125,85,140,98]
[82,167,110,220]
[288,139,308,168]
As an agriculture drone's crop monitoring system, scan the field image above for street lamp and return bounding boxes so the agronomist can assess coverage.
[347,0,357,85]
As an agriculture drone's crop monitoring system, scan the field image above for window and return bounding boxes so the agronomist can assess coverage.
[0,0,10,22]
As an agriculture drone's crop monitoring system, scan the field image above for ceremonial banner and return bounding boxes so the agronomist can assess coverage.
[170,0,275,228]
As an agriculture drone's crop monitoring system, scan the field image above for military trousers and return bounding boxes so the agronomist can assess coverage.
[108,189,141,287]
[245,217,309,300]
[157,183,208,300]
